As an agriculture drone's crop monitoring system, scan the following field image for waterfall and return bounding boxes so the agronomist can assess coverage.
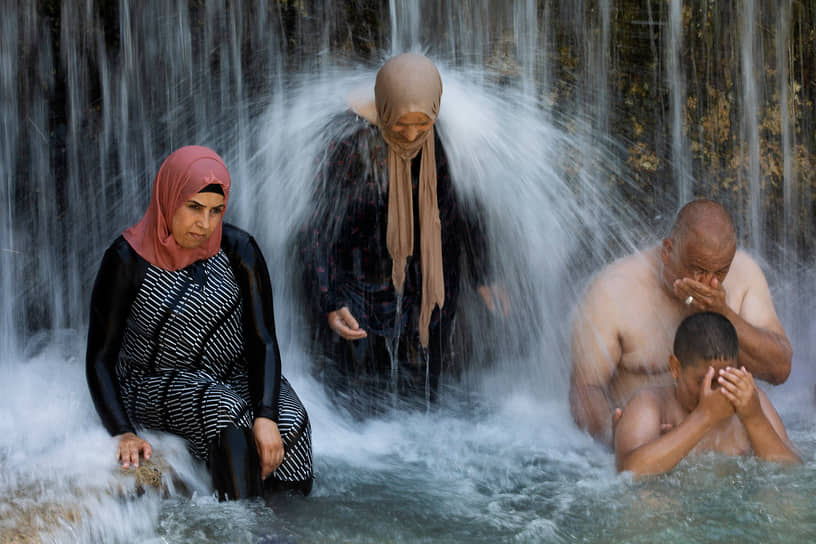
[740,0,762,254]
[777,0,794,269]
[3,1,815,359]
[668,0,690,203]
[2,1,816,541]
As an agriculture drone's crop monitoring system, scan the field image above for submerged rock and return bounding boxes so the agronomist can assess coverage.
[120,457,168,494]
[0,491,81,544]
[0,457,173,543]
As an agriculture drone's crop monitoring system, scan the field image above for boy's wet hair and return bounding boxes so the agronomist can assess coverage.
[673,311,738,368]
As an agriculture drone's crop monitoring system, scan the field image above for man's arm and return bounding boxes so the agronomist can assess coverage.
[677,252,791,384]
[724,307,791,385]
[616,368,734,478]
[718,367,801,464]
[724,256,791,384]
[569,278,621,447]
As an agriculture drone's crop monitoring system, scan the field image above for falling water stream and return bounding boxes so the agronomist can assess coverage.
[2,1,815,542]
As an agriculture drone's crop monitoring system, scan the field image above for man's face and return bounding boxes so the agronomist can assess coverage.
[661,229,736,295]
[672,356,733,412]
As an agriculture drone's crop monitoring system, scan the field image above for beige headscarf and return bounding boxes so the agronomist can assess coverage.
[373,53,444,347]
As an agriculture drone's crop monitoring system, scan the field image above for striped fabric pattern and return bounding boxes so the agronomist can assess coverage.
[115,251,311,482]
[272,378,313,482]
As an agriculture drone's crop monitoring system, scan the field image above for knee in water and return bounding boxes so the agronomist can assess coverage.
[207,424,263,501]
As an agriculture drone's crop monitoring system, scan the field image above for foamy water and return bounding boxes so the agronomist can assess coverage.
[1,326,814,542]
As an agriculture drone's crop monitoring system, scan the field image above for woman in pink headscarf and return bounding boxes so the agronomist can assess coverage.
[299,54,506,414]
[87,146,313,499]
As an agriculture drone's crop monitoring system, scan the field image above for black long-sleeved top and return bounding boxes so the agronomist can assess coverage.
[299,111,488,336]
[86,223,283,436]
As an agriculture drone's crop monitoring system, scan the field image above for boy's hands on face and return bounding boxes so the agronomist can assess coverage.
[717,366,762,422]
[696,366,735,424]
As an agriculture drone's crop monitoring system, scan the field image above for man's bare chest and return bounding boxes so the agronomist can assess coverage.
[618,305,684,375]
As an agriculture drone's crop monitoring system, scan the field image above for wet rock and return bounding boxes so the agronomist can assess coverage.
[119,457,168,494]
[0,494,80,544]
[1,457,172,543]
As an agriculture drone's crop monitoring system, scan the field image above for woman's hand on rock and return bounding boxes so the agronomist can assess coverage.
[116,432,153,468]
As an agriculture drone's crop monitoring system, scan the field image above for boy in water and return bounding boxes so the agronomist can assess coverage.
[614,312,800,478]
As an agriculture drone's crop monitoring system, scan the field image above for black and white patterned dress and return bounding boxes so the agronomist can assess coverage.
[114,250,311,483]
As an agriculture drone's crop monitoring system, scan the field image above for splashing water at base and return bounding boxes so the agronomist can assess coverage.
[2,331,815,542]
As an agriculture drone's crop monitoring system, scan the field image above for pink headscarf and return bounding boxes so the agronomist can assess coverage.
[123,145,231,271]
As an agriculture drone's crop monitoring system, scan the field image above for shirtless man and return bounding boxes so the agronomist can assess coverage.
[615,312,800,478]
[570,199,792,447]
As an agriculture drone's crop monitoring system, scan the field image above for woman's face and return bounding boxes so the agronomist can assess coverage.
[170,191,225,249]
[390,112,434,143]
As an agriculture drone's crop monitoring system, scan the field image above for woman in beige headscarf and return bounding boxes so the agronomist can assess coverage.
[300,53,502,413]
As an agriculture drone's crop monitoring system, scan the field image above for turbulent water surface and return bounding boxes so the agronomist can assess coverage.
[1,331,815,543]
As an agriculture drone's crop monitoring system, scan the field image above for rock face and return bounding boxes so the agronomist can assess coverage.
[0,499,80,544]
[125,458,168,493]
[0,458,170,543]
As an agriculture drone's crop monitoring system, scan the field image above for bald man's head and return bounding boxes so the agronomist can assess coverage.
[660,199,737,297]
[669,199,736,252]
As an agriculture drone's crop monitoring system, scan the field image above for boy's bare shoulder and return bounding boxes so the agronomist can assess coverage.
[624,385,674,411]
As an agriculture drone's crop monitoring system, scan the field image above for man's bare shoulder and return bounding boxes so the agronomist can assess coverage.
[721,249,774,312]
[597,248,657,280]
[583,248,659,302]
[572,248,664,356]
[724,249,767,286]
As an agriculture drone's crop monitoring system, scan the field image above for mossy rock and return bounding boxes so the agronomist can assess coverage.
[0,457,173,543]
[120,457,167,492]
